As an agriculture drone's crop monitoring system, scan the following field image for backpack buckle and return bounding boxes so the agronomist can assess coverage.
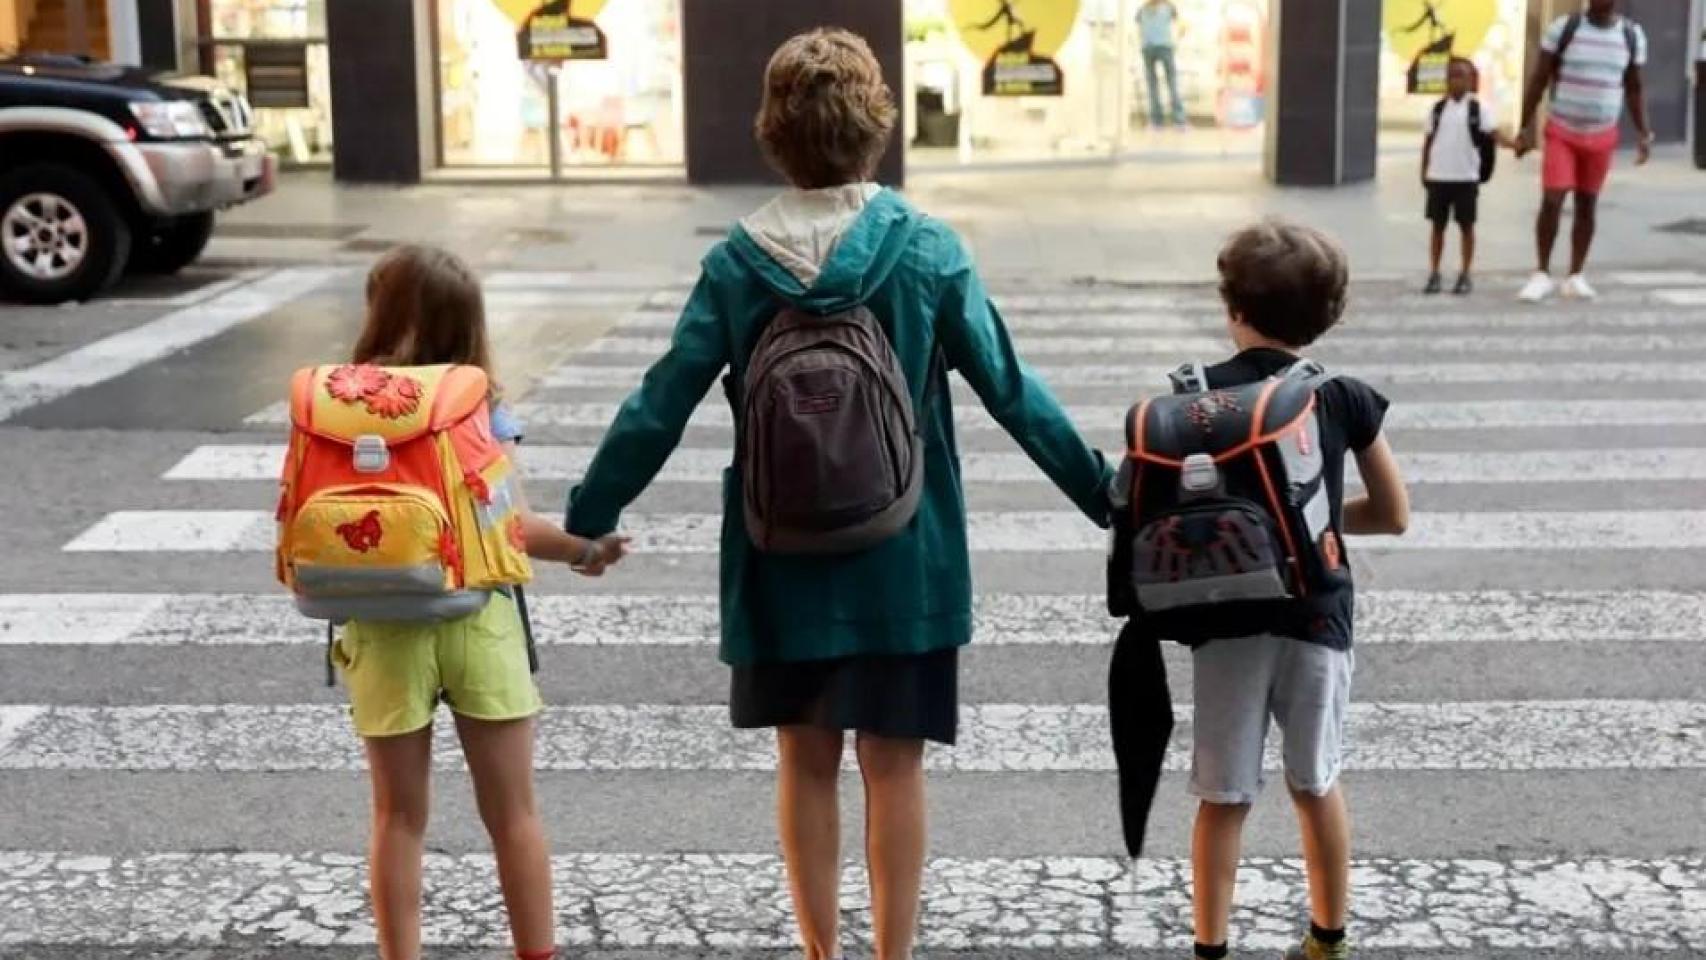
[1179,453,1220,498]
[352,434,390,474]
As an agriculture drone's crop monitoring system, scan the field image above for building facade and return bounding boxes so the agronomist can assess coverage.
[62,0,1706,186]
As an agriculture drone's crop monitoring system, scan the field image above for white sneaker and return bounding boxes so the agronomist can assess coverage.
[1562,274,1598,300]
[1517,272,1556,303]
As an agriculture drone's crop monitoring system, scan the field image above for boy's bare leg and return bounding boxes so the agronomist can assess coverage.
[1459,224,1476,276]
[1535,189,1568,273]
[456,715,556,957]
[1428,225,1446,275]
[364,728,434,960]
[1291,784,1351,931]
[857,733,928,960]
[1192,800,1252,947]
[778,726,846,960]
[1569,190,1599,276]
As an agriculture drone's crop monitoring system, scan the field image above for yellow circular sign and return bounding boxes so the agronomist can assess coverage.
[493,0,609,29]
[948,0,1081,61]
[1383,0,1497,62]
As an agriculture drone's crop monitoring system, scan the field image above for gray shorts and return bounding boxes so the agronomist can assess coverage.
[1190,634,1354,805]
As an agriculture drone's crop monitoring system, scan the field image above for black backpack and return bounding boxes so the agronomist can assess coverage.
[734,305,933,555]
[1107,360,1349,642]
[1431,97,1496,184]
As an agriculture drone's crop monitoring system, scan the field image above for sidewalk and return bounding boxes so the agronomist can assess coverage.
[210,148,1706,285]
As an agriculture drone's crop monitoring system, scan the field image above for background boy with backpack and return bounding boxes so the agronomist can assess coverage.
[1422,57,1508,296]
[1109,220,1410,960]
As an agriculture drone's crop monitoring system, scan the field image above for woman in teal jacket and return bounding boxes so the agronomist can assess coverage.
[566,29,1110,960]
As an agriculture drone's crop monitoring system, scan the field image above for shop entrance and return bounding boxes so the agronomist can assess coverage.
[903,0,1271,168]
[1377,0,1531,152]
[433,0,684,178]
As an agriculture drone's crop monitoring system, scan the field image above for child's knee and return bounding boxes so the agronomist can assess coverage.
[855,735,924,784]
[373,801,430,837]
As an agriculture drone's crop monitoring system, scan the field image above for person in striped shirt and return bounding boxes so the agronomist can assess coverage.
[1513,0,1652,302]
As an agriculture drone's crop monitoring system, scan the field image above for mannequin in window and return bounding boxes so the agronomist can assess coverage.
[1137,0,1187,129]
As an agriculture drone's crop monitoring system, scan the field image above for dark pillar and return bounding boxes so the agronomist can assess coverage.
[326,0,425,183]
[137,0,178,70]
[680,0,904,187]
[1264,0,1380,186]
[1620,0,1694,144]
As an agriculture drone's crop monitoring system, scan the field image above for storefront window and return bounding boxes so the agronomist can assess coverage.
[436,0,683,172]
[904,0,1269,167]
[204,0,333,165]
[1379,0,1529,140]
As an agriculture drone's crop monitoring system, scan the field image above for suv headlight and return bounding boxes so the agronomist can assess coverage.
[128,101,210,140]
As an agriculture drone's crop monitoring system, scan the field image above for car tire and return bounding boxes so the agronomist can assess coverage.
[0,164,132,305]
[130,211,217,275]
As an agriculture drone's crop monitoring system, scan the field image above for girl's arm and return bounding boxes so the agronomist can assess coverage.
[505,442,629,573]
[936,231,1112,526]
[1343,433,1410,536]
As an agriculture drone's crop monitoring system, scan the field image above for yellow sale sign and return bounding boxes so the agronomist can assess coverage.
[949,0,1080,96]
[492,0,608,28]
[1383,0,1497,62]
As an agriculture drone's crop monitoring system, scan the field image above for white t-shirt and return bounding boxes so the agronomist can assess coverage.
[1425,96,1496,183]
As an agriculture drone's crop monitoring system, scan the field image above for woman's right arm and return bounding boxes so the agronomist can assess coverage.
[565,273,730,538]
[936,232,1112,526]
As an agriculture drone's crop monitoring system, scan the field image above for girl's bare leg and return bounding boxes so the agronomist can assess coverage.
[856,734,927,960]
[456,714,556,956]
[365,727,434,960]
[778,726,846,960]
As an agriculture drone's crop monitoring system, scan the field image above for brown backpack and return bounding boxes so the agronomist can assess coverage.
[738,304,928,554]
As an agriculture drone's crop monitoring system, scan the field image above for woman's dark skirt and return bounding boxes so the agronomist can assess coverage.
[730,647,959,745]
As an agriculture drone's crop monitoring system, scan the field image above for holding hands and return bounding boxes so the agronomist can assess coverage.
[571,534,630,577]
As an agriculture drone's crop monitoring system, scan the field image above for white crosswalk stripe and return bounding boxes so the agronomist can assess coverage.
[494,398,1706,431]
[580,332,1706,358]
[3,850,1698,950]
[57,508,1706,553]
[164,443,1706,485]
[19,273,1706,953]
[8,591,1701,646]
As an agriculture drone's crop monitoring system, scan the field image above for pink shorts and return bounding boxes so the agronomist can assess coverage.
[1542,120,1619,195]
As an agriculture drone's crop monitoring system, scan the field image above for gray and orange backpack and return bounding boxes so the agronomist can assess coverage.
[1108,359,1347,641]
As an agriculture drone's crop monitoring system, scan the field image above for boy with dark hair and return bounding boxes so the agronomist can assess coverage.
[1423,58,1507,295]
[1112,220,1410,960]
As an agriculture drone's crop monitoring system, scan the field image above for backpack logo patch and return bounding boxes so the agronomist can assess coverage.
[336,510,384,553]
[793,394,841,415]
[325,364,424,420]
[1186,391,1244,434]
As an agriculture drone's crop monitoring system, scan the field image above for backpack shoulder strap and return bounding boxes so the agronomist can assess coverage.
[1167,361,1209,395]
[1280,357,1333,391]
[1556,13,1583,58]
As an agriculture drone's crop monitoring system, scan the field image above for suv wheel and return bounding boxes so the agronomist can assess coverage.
[131,211,217,275]
[0,165,131,304]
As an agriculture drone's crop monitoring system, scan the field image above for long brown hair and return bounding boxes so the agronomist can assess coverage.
[353,245,496,383]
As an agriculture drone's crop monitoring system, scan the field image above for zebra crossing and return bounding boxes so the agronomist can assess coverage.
[6,271,1706,953]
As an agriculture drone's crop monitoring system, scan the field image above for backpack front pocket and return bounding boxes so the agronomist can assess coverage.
[288,483,458,596]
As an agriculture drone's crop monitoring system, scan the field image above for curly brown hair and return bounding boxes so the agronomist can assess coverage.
[755,28,896,189]
[1217,220,1349,347]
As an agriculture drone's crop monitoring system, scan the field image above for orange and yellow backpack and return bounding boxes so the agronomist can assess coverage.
[275,363,533,629]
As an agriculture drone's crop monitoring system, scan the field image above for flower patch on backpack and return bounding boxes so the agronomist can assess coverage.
[324,364,424,420]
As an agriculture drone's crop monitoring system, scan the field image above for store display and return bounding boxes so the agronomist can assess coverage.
[949,0,1080,96]
[437,0,683,170]
[1383,0,1498,93]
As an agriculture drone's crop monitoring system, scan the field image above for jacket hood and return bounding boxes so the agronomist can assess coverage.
[729,186,920,313]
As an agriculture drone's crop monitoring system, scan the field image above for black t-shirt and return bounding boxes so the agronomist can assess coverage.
[1203,348,1390,649]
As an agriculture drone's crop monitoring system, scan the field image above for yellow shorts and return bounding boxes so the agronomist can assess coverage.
[333,591,543,738]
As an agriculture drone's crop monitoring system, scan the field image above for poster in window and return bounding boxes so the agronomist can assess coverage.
[949,0,1079,96]
[502,0,610,62]
[1384,0,1496,93]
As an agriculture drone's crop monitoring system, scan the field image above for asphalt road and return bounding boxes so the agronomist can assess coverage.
[2,264,1704,956]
